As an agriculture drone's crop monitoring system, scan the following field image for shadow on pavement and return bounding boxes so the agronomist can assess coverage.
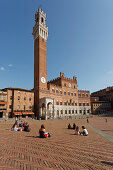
[25,136,40,138]
[101,161,113,166]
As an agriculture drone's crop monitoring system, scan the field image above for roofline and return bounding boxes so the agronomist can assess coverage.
[2,87,34,92]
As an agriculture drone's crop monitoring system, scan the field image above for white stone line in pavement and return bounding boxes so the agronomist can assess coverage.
[88,123,113,144]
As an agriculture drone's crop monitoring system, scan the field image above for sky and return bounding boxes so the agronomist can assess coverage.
[0,0,113,93]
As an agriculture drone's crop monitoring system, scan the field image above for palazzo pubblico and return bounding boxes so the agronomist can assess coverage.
[33,8,91,120]
[0,8,91,119]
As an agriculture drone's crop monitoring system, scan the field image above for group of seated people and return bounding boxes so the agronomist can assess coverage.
[11,120,88,137]
[68,123,76,129]
[68,123,88,136]
[75,126,88,136]
[11,120,30,132]
[11,121,50,138]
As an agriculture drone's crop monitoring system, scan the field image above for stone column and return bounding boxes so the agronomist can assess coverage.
[39,107,42,118]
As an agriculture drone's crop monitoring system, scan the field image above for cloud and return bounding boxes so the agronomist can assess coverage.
[0,67,5,71]
[8,64,13,67]
[0,64,13,71]
[106,71,113,75]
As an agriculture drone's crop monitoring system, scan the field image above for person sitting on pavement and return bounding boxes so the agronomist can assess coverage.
[68,123,72,129]
[23,121,27,127]
[75,126,81,135]
[39,124,50,138]
[82,126,88,136]
[19,120,23,127]
[11,121,22,131]
[24,122,30,132]
[73,123,76,129]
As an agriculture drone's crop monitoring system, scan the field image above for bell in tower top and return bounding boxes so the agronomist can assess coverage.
[33,8,48,40]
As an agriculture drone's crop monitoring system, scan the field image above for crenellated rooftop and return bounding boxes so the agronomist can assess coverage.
[37,8,46,17]
[33,8,48,40]
[47,72,77,86]
[47,77,60,84]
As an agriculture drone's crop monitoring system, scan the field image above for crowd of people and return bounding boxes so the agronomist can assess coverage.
[11,120,30,132]
[11,119,88,138]
[68,123,88,136]
[11,120,51,138]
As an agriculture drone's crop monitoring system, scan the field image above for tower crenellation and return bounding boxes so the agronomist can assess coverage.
[33,8,48,40]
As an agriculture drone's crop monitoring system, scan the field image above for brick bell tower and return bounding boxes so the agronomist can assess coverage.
[33,8,48,118]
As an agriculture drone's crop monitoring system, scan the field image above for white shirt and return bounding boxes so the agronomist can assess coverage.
[83,128,88,135]
[13,125,18,131]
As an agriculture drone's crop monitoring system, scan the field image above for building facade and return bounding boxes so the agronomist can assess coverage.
[33,9,91,120]
[90,97,111,114]
[91,86,113,109]
[2,88,34,118]
[0,90,7,118]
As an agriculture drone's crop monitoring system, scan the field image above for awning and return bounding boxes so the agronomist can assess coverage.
[0,102,7,104]
[13,112,22,115]
[22,111,34,115]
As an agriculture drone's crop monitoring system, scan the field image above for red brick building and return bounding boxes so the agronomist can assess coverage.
[90,97,111,114]
[32,9,91,120]
[91,86,113,109]
[2,88,34,118]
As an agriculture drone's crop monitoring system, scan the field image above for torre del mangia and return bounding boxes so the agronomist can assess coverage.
[32,8,91,120]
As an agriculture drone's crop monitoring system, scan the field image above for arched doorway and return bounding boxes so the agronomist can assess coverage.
[83,110,86,115]
[47,102,53,119]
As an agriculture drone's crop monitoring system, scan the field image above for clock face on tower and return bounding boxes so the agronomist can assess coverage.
[41,77,46,84]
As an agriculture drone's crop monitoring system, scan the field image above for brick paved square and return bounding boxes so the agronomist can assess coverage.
[0,117,113,170]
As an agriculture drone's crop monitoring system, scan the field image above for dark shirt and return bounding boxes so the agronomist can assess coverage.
[39,131,46,138]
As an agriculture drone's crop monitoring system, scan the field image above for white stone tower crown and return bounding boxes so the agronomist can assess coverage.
[33,8,48,40]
